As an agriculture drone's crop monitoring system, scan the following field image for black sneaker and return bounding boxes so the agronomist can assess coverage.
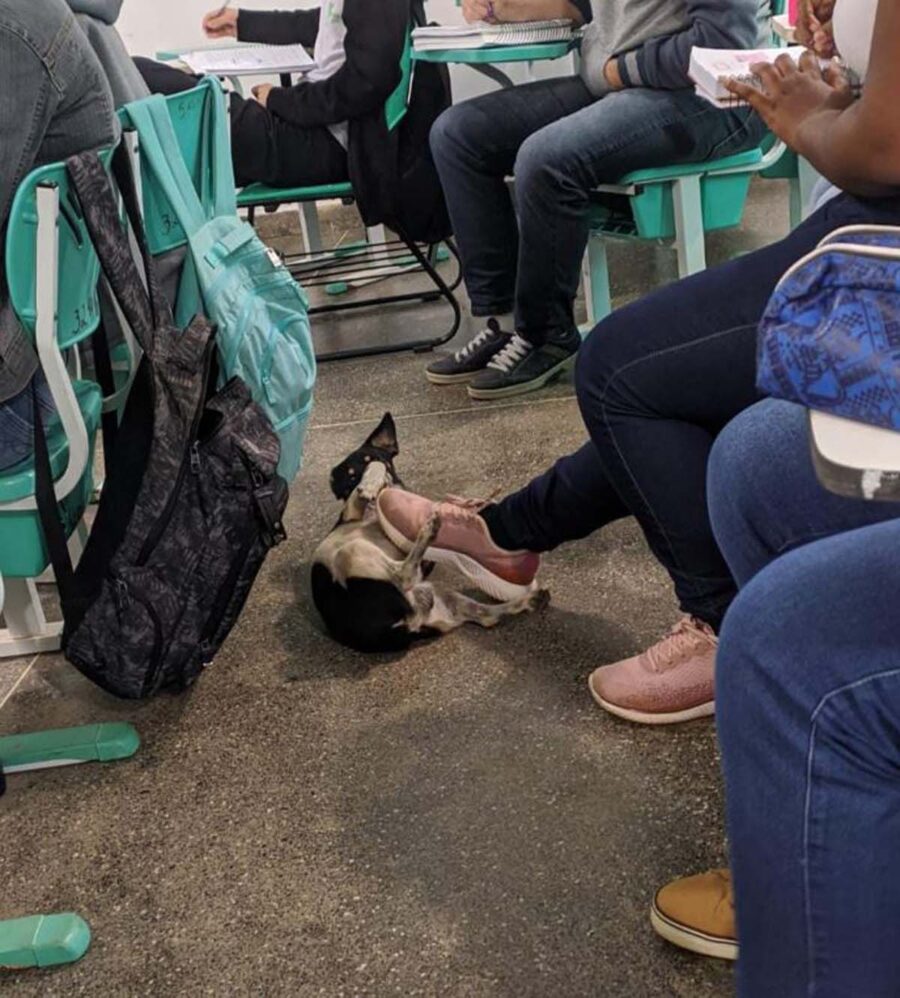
[425,319,512,385]
[467,327,581,400]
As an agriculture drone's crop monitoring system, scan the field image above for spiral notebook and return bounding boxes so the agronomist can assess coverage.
[690,46,807,107]
[412,20,573,52]
[180,44,316,77]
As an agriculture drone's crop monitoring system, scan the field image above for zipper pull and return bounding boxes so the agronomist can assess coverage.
[190,441,202,475]
[114,579,130,611]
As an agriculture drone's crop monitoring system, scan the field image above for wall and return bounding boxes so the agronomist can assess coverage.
[116,0,574,102]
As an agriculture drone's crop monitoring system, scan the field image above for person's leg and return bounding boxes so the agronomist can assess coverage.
[133,56,201,95]
[513,89,763,343]
[0,374,56,472]
[716,517,900,997]
[429,77,594,322]
[709,398,900,586]
[465,91,764,399]
[228,95,349,188]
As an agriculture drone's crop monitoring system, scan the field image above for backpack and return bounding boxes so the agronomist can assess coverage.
[123,81,316,483]
[32,147,288,700]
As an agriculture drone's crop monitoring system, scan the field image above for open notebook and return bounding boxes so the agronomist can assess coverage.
[412,19,573,52]
[180,44,316,77]
[689,46,808,107]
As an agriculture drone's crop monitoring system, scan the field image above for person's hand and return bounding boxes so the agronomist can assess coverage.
[252,83,274,107]
[203,6,239,38]
[725,51,854,149]
[603,59,623,90]
[795,0,836,59]
[462,0,495,24]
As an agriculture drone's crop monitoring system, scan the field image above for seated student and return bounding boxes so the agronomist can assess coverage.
[0,0,119,473]
[376,0,898,726]
[136,3,449,242]
[423,0,770,399]
[66,0,149,106]
[650,3,900,993]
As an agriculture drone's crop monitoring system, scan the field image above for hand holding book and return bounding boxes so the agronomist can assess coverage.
[723,50,854,151]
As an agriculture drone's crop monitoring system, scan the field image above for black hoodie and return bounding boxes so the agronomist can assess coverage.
[237,2,451,243]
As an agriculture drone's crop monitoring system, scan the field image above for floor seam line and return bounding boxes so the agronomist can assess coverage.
[0,653,39,713]
[310,394,577,431]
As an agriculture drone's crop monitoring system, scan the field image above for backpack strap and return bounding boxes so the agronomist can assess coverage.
[66,149,163,356]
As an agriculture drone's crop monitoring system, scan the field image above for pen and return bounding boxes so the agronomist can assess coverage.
[212,1,230,16]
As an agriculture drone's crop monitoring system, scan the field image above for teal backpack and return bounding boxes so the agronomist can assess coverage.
[123,80,316,482]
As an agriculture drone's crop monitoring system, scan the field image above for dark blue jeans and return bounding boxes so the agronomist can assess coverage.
[430,77,764,343]
[0,372,56,471]
[709,399,900,998]
[487,192,900,629]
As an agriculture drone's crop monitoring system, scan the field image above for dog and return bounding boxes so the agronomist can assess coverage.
[310,413,548,652]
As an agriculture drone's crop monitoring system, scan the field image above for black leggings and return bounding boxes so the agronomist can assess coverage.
[133,57,349,189]
[486,191,900,630]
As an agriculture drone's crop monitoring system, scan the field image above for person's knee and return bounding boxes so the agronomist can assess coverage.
[573,312,635,420]
[513,128,568,195]
[429,103,472,166]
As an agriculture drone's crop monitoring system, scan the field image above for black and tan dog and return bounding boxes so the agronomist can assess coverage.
[310,414,547,652]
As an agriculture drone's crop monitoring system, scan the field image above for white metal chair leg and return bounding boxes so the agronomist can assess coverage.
[0,578,62,659]
[673,175,707,278]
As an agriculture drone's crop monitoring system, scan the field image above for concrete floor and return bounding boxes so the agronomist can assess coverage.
[0,179,794,997]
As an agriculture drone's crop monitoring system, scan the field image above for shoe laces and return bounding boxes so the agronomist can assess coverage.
[643,616,717,674]
[437,492,499,524]
[487,333,532,373]
[453,318,503,362]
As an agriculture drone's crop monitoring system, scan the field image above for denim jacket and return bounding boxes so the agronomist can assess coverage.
[0,0,118,403]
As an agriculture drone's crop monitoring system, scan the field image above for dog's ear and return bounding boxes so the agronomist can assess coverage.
[365,412,399,457]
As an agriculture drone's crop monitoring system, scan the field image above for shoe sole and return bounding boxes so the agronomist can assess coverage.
[466,354,577,401]
[588,673,714,726]
[378,510,536,603]
[425,369,477,386]
[650,902,738,961]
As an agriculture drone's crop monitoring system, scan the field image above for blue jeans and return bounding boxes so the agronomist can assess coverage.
[430,78,764,343]
[0,374,57,472]
[484,192,900,629]
[709,399,900,997]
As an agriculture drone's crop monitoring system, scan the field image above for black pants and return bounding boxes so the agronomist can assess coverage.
[486,191,900,630]
[133,57,349,189]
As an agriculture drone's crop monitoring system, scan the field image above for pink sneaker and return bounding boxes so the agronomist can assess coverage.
[588,616,718,725]
[376,488,540,601]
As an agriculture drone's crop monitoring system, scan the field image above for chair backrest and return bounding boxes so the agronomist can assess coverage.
[119,83,215,255]
[5,151,114,351]
[385,26,415,133]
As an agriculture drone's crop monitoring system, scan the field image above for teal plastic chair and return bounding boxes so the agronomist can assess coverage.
[236,29,462,360]
[0,156,122,657]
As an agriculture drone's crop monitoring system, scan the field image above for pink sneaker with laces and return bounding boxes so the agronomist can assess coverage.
[588,616,718,725]
[376,488,540,601]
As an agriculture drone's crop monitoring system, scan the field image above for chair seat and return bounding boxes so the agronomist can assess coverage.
[237,181,354,209]
[618,147,763,187]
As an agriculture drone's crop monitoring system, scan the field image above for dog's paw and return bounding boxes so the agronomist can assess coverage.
[527,587,551,613]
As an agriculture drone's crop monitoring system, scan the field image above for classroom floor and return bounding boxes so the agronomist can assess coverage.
[0,179,792,997]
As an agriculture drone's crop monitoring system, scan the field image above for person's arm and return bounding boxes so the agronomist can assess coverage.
[462,0,587,27]
[727,0,900,197]
[264,0,407,128]
[606,0,759,92]
[0,33,50,229]
[236,8,320,46]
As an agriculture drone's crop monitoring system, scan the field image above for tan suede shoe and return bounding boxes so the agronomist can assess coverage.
[650,868,738,961]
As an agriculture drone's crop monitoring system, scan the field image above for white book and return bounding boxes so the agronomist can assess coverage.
[180,44,317,77]
[690,46,808,107]
[412,19,572,52]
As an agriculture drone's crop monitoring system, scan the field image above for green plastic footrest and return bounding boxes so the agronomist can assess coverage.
[0,723,140,773]
[0,913,91,969]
